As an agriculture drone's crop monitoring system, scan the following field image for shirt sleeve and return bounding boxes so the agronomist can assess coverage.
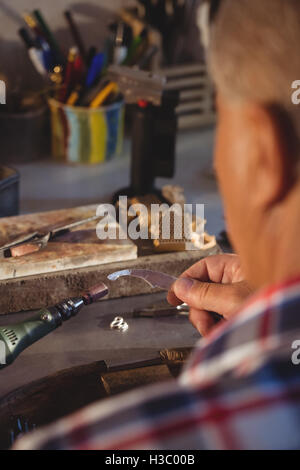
[13,376,215,450]
[13,345,300,450]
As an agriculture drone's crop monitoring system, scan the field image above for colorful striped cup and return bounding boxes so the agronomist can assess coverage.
[48,98,124,164]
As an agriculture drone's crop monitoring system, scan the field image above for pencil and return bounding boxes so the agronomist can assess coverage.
[67,85,82,105]
[89,82,118,108]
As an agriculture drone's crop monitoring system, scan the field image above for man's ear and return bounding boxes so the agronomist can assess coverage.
[245,104,297,209]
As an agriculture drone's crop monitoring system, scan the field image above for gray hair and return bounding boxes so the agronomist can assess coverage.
[200,0,300,142]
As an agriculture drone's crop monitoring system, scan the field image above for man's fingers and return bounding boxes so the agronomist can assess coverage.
[173,277,221,312]
[181,254,242,284]
[189,308,217,336]
[172,277,243,318]
[167,288,182,306]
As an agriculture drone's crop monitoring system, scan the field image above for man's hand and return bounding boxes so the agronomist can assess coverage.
[167,254,253,336]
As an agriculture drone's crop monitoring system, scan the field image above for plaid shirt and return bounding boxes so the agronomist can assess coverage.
[14,276,300,450]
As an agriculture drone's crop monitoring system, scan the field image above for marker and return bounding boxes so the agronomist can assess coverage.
[89,82,118,108]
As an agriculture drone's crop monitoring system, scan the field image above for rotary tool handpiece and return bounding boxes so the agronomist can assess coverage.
[0,282,108,369]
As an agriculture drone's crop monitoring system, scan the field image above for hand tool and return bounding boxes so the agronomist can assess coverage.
[0,282,108,369]
[133,304,189,318]
[0,214,102,258]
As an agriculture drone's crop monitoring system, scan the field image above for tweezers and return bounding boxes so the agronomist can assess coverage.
[108,269,223,323]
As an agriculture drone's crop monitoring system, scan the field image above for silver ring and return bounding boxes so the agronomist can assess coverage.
[110,316,128,332]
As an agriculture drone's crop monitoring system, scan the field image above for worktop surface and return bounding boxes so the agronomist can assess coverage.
[0,292,199,398]
[0,127,222,398]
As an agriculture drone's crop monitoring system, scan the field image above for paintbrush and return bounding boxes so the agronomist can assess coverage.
[0,282,108,369]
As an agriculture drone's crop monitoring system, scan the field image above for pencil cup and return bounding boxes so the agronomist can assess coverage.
[48,98,124,164]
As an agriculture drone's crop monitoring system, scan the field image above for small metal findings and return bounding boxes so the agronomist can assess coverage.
[110,316,129,332]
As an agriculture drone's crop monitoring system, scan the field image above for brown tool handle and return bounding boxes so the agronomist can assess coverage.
[9,243,42,257]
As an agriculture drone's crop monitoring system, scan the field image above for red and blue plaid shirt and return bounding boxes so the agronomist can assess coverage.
[14,276,300,450]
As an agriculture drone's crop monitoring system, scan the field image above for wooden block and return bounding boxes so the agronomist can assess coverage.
[101,364,172,396]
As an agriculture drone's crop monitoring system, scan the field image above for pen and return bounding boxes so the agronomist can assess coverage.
[85,52,104,88]
[64,10,87,64]
[60,47,78,102]
[122,28,147,66]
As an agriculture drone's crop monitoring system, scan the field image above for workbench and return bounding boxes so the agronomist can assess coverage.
[0,127,224,447]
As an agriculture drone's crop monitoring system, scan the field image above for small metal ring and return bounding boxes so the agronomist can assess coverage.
[110,316,128,332]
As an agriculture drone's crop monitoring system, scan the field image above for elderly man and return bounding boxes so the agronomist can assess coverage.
[15,0,300,449]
